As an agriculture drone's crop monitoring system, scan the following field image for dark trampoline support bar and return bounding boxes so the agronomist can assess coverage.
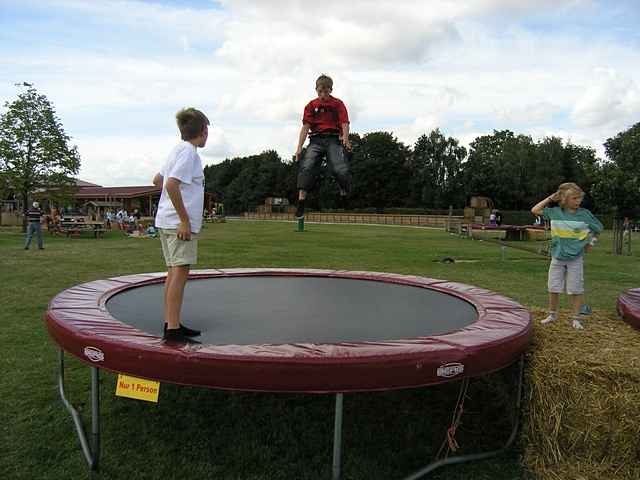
[58,349,100,470]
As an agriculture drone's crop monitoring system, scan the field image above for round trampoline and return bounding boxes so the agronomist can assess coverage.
[46,268,531,393]
[46,268,532,478]
[617,288,640,329]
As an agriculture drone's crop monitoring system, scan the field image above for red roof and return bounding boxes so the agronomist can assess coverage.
[75,179,102,187]
[74,186,161,198]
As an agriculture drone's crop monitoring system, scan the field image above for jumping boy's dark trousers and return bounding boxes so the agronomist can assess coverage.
[297,135,351,193]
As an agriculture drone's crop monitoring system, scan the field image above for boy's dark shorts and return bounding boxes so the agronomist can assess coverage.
[297,134,351,192]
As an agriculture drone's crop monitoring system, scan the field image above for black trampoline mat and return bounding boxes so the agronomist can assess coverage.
[105,276,478,345]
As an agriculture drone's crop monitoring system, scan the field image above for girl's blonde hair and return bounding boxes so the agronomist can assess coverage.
[557,182,584,208]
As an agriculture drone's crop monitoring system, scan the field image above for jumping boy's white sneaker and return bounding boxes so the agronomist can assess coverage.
[540,313,557,324]
[572,318,585,329]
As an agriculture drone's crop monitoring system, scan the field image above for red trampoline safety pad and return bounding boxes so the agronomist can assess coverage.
[618,288,640,330]
[45,269,532,393]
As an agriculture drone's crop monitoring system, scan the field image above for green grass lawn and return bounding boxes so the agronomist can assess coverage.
[1,221,638,480]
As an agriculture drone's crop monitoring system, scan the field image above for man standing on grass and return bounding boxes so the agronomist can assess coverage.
[153,107,209,343]
[24,201,44,250]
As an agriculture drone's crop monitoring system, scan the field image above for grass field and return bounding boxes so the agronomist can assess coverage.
[1,221,638,480]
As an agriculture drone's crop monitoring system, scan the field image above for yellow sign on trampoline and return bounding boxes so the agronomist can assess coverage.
[115,374,160,403]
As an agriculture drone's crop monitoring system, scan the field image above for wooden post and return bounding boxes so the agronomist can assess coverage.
[613,217,623,255]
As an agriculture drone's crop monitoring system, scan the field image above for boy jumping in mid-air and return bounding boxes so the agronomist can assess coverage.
[531,182,603,329]
[153,108,209,343]
[295,74,351,218]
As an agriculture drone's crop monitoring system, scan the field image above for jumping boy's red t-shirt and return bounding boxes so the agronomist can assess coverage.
[302,95,349,136]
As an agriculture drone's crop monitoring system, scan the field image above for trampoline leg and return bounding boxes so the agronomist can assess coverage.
[402,356,525,480]
[91,367,101,467]
[332,393,344,480]
[58,349,101,470]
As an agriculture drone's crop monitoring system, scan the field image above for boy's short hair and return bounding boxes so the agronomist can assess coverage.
[176,108,210,141]
[316,74,333,90]
[557,182,584,207]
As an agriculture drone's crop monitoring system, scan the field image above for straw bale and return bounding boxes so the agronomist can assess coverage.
[522,308,640,479]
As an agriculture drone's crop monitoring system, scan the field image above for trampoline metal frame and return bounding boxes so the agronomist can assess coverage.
[57,351,524,479]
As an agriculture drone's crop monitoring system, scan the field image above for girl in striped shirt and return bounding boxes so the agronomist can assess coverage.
[531,183,603,329]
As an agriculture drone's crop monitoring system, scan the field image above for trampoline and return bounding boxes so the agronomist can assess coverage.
[617,288,640,329]
[46,268,532,479]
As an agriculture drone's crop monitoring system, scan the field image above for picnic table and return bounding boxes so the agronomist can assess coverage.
[59,220,106,238]
[469,224,546,241]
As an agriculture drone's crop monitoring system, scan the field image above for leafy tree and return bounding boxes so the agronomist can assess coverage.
[0,84,80,229]
[529,136,567,201]
[591,162,626,213]
[411,129,466,208]
[204,150,289,214]
[463,130,539,210]
[350,132,411,212]
[600,122,640,212]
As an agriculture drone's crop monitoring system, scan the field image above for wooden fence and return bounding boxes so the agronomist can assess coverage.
[243,212,464,229]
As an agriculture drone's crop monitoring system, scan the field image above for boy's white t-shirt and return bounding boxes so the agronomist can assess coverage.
[155,141,204,233]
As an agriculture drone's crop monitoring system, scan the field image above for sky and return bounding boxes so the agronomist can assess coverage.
[1,0,639,186]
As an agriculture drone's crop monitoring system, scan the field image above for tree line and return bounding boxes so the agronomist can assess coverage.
[204,124,640,215]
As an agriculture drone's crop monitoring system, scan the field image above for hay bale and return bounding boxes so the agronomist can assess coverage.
[526,228,547,241]
[523,308,640,479]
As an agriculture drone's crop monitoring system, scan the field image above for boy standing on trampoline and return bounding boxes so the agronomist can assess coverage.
[531,183,603,329]
[153,108,209,343]
[295,74,352,218]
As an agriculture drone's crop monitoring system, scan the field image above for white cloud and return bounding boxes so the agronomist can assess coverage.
[571,68,640,129]
[215,0,584,72]
[496,102,559,125]
[75,135,175,186]
[75,126,233,186]
[51,0,226,44]
[392,115,442,147]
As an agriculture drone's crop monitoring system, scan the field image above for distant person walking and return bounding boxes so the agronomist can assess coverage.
[105,209,113,230]
[24,202,44,250]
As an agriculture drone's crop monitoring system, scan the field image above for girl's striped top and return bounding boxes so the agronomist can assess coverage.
[543,206,603,260]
